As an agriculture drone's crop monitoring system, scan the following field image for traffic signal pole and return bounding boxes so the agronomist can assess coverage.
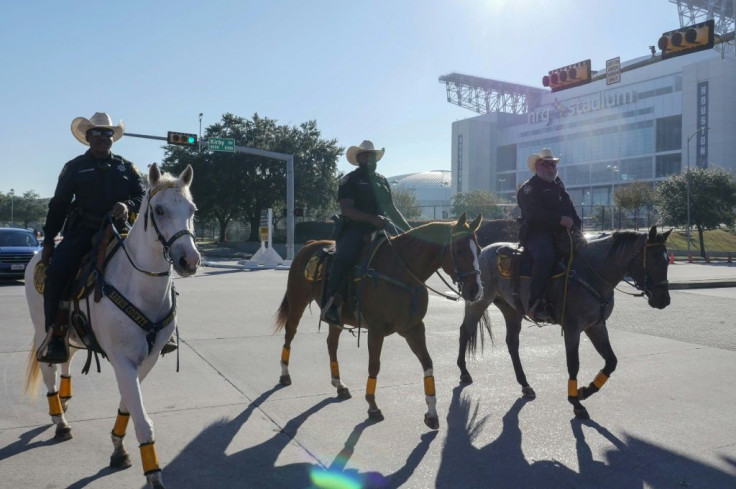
[125,133,167,141]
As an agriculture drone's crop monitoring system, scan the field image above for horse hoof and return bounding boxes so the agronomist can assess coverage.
[424,414,440,430]
[337,387,352,399]
[521,386,536,399]
[110,453,132,469]
[146,471,166,489]
[279,375,292,386]
[54,426,72,441]
[368,409,384,421]
[459,373,473,384]
[574,407,590,419]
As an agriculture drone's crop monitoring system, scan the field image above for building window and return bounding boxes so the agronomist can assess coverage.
[496,145,516,172]
[457,134,463,193]
[656,115,682,152]
[656,154,681,177]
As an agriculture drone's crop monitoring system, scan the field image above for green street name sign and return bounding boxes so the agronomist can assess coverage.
[208,137,236,153]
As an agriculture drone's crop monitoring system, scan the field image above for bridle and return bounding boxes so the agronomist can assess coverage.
[624,238,669,298]
[437,227,481,297]
[144,183,196,265]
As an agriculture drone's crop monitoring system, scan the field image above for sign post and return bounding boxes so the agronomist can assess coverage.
[606,57,621,85]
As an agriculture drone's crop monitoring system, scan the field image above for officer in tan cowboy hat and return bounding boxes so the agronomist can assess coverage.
[320,140,411,325]
[516,148,581,323]
[37,112,145,363]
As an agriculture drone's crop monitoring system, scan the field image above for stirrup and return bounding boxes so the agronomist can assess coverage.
[37,328,70,364]
[320,296,342,325]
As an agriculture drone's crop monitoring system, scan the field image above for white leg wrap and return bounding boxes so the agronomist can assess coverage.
[280,362,289,377]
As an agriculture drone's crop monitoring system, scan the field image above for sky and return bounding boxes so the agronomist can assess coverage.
[0,0,685,198]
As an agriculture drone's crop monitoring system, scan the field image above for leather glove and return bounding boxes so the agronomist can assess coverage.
[41,243,54,265]
[112,202,129,222]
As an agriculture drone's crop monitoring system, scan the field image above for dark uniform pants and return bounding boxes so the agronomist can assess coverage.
[525,230,556,307]
[325,226,370,300]
[43,229,95,330]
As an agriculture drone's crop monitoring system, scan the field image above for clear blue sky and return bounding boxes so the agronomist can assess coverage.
[1,0,682,198]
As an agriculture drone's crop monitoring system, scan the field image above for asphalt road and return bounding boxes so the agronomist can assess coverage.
[0,265,735,488]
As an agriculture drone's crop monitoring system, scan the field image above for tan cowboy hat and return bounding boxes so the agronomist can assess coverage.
[71,112,125,146]
[526,148,559,173]
[346,140,385,166]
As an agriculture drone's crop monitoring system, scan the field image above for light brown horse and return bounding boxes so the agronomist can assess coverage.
[275,213,483,429]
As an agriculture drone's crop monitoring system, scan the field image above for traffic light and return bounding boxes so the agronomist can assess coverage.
[167,131,198,147]
[542,59,592,93]
[657,19,714,60]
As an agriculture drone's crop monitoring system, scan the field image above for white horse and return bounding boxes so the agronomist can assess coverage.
[24,163,200,489]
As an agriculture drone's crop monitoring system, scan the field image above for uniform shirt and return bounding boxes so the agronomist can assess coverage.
[337,166,393,231]
[517,175,581,236]
[43,151,145,244]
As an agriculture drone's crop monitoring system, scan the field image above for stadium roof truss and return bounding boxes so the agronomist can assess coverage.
[671,0,735,34]
[438,73,546,115]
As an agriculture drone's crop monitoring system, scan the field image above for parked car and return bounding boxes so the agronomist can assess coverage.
[0,228,42,280]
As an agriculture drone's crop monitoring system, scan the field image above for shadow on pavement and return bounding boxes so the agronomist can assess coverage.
[161,385,437,488]
[437,385,735,488]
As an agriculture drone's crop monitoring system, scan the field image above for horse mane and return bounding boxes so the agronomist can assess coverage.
[582,230,644,263]
[393,221,454,246]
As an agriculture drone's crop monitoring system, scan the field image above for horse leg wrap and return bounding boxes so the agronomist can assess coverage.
[47,392,63,416]
[140,442,160,475]
[330,361,340,380]
[423,372,436,397]
[280,346,291,366]
[567,379,578,400]
[366,376,377,396]
[112,410,130,438]
[59,376,72,400]
[592,371,609,389]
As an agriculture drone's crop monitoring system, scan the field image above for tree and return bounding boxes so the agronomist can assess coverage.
[654,167,736,257]
[161,113,342,241]
[391,188,421,220]
[451,190,512,220]
[615,180,653,230]
[0,189,47,229]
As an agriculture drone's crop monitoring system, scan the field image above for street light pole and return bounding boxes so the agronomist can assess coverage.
[686,126,708,259]
[607,165,618,229]
[9,188,14,227]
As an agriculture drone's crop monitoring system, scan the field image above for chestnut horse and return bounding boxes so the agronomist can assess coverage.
[457,226,671,419]
[275,213,483,429]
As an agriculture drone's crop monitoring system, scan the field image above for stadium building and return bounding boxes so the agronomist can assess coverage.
[440,2,736,210]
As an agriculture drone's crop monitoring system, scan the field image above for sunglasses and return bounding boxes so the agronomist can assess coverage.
[538,160,557,169]
[87,128,114,137]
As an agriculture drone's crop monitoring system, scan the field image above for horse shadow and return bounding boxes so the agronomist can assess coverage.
[0,425,65,462]
[437,385,736,489]
[159,385,437,488]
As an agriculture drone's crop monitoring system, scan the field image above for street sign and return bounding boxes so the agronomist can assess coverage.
[208,137,236,153]
[606,57,621,85]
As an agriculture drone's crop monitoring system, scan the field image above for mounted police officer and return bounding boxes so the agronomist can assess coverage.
[38,112,146,364]
[320,140,412,325]
[517,148,581,322]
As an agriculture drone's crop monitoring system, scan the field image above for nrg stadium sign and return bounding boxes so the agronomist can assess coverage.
[528,89,638,125]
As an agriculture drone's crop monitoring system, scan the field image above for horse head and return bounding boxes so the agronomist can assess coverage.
[445,212,484,302]
[144,164,201,277]
[628,226,672,309]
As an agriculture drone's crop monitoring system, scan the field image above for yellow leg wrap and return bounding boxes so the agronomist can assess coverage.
[424,376,436,397]
[593,371,609,389]
[568,379,578,397]
[140,442,160,474]
[112,411,130,438]
[281,346,290,365]
[59,376,72,399]
[330,361,339,378]
[47,392,63,416]
[366,376,377,396]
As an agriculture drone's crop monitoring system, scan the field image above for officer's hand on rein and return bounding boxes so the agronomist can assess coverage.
[560,216,574,229]
[112,202,128,222]
[372,215,388,229]
[41,243,54,265]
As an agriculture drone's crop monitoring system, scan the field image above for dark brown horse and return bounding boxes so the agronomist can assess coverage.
[457,226,672,419]
[275,213,483,429]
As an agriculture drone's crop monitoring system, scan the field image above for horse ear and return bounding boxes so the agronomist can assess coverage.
[663,228,673,241]
[149,163,161,186]
[456,212,467,228]
[469,214,483,232]
[649,226,657,240]
[180,164,194,187]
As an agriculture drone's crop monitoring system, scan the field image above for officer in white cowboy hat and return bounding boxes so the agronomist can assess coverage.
[37,112,146,363]
[320,140,411,326]
[517,148,581,323]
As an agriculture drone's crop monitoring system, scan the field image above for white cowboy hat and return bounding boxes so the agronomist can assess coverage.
[526,148,559,173]
[346,140,385,166]
[71,112,125,146]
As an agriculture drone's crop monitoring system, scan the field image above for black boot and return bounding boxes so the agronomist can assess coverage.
[529,299,551,323]
[39,331,70,364]
[320,295,342,325]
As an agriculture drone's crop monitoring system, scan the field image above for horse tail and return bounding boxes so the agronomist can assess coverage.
[274,292,289,332]
[465,309,493,357]
[24,337,41,402]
